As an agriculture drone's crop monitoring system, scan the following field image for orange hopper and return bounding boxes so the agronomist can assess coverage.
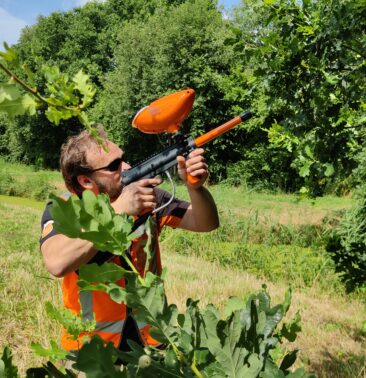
[132,89,196,134]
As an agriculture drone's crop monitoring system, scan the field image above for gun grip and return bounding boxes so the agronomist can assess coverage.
[187,173,201,185]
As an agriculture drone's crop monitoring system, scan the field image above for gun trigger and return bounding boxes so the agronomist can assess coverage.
[149,175,163,188]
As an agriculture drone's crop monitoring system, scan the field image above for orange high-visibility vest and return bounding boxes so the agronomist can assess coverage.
[61,205,185,350]
[40,189,188,350]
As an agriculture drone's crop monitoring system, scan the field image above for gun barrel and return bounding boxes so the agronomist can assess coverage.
[194,110,253,148]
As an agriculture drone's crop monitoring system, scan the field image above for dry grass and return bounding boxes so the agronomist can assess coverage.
[0,194,365,377]
[163,252,366,378]
[0,201,63,375]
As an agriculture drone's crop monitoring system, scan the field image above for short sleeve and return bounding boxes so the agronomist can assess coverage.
[155,188,189,228]
[40,202,59,245]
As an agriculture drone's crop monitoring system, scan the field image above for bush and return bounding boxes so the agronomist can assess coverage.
[326,187,366,292]
[0,171,54,201]
[24,176,54,201]
[163,217,342,292]
[0,172,17,196]
[224,144,301,192]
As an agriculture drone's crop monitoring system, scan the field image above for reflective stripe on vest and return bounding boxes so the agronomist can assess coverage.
[79,290,125,334]
[61,216,163,350]
[95,320,125,333]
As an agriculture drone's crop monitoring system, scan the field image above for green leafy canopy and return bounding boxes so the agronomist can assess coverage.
[0,43,97,132]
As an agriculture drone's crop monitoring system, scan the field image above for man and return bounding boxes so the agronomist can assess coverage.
[40,127,219,353]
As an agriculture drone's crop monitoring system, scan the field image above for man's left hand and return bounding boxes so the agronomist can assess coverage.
[177,148,208,189]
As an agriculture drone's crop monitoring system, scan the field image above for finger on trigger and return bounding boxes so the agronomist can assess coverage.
[189,148,205,158]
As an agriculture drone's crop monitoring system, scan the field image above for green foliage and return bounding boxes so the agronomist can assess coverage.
[0,43,97,129]
[50,190,134,256]
[20,285,313,377]
[0,42,101,169]
[168,234,340,291]
[31,341,68,363]
[326,189,366,291]
[0,0,364,193]
[224,143,300,191]
[74,337,122,378]
[78,263,132,304]
[349,146,366,191]
[94,0,238,178]
[45,302,96,341]
[226,0,366,195]
[25,188,313,377]
[26,176,55,201]
[161,202,344,292]
[0,171,16,196]
[0,170,55,200]
[0,346,18,378]
[0,0,176,168]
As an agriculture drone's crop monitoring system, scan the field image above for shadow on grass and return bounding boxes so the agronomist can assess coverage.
[311,351,365,378]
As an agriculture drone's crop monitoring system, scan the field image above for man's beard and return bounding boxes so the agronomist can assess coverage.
[95,179,123,202]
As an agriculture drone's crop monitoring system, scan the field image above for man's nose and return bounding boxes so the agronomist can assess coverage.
[121,162,131,171]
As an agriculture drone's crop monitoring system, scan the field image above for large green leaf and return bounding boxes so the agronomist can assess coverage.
[0,347,18,378]
[78,263,128,284]
[73,70,96,108]
[74,337,123,378]
[45,106,75,125]
[0,83,21,102]
[203,309,258,377]
[0,84,38,118]
[124,273,178,343]
[77,263,133,304]
[280,312,301,342]
[49,190,134,255]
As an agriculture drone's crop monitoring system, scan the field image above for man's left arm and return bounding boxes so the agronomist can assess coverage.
[176,148,219,232]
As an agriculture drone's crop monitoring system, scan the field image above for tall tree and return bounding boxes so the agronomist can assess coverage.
[93,0,238,179]
[225,0,366,195]
[0,0,167,167]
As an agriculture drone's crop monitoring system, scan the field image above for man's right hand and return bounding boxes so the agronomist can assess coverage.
[112,177,162,216]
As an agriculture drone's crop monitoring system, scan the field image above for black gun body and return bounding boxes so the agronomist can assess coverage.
[121,111,253,186]
[121,136,196,186]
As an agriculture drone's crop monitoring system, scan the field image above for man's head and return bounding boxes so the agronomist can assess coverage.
[60,126,129,200]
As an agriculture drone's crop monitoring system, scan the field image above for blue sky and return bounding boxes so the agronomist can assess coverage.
[0,0,240,48]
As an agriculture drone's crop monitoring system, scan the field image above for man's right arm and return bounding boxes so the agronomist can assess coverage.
[40,178,160,278]
[41,235,97,278]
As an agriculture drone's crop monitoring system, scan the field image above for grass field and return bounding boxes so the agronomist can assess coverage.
[0,175,365,377]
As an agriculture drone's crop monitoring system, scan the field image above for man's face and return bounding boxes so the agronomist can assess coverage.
[85,140,131,202]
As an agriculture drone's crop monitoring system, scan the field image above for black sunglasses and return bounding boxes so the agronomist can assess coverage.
[89,156,124,173]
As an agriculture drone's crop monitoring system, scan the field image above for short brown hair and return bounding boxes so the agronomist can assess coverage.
[60,126,108,195]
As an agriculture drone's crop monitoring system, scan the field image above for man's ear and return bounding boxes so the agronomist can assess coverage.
[76,175,95,191]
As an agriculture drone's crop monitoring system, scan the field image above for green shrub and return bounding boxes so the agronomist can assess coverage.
[326,188,366,292]
[224,144,302,192]
[24,176,54,201]
[0,171,54,201]
[164,228,342,292]
[0,172,17,196]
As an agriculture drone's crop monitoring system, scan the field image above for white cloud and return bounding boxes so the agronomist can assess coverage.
[0,7,27,48]
[75,0,106,6]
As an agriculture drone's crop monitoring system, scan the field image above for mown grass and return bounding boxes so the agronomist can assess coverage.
[0,161,364,377]
[0,199,62,375]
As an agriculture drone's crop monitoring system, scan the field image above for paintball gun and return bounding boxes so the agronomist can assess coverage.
[121,88,253,189]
